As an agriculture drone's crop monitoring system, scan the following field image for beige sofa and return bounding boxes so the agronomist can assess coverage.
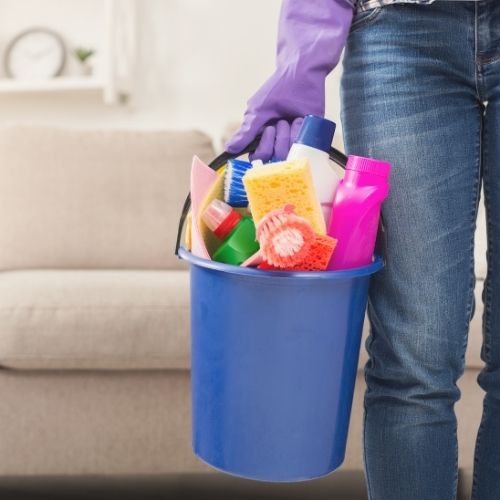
[0,126,483,484]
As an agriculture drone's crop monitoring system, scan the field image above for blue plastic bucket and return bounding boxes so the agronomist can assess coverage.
[179,247,383,482]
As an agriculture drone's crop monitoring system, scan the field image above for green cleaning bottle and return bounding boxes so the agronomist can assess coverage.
[202,199,259,265]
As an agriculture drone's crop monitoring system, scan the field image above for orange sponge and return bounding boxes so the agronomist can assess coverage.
[291,234,337,271]
[257,234,337,272]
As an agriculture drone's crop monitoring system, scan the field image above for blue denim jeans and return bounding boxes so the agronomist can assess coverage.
[341,2,500,499]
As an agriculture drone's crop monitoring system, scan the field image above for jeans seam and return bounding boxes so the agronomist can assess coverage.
[464,98,484,367]
[472,410,485,499]
[481,174,494,369]
[480,105,493,369]
[363,302,375,499]
[363,397,373,500]
[474,4,479,100]
[474,3,486,103]
[463,140,482,370]
[453,423,460,498]
[459,101,482,500]
[472,103,489,500]
[472,402,488,500]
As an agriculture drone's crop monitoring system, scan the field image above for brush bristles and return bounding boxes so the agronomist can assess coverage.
[224,159,252,207]
[257,206,315,268]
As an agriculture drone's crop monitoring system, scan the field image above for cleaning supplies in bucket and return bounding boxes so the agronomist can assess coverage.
[186,117,391,272]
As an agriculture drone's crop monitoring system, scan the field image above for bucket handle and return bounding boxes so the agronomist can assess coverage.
[174,137,387,265]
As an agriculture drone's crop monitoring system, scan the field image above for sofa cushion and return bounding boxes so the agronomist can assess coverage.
[0,270,190,370]
[0,126,214,271]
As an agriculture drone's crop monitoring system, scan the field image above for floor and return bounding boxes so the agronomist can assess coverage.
[0,470,473,500]
[0,472,369,500]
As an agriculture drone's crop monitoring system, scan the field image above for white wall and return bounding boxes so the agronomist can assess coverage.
[0,0,344,149]
[0,0,488,268]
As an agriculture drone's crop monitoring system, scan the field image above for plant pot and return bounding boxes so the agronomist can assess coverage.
[75,63,93,77]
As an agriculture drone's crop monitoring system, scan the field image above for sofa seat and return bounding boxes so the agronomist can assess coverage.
[0,270,191,371]
[1,267,482,373]
[1,266,483,373]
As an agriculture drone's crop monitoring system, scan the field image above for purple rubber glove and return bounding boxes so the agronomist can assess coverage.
[226,0,354,162]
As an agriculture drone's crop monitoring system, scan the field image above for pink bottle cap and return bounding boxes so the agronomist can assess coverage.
[202,199,242,239]
[346,155,391,179]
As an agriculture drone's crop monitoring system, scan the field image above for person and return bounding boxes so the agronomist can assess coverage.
[226,1,500,499]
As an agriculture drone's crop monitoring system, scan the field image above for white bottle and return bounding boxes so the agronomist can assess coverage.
[287,115,339,225]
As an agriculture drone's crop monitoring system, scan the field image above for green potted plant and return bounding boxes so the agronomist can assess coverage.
[73,47,95,76]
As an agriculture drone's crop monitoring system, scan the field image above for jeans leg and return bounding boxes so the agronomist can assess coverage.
[341,4,481,499]
[471,42,500,500]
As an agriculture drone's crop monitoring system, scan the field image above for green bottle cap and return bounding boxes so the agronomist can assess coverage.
[213,217,260,266]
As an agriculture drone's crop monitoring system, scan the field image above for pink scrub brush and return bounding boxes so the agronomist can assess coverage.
[256,204,315,268]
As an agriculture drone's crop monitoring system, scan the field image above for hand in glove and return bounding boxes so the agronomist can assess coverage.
[225,0,354,161]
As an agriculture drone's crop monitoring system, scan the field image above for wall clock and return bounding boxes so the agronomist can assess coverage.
[4,27,66,80]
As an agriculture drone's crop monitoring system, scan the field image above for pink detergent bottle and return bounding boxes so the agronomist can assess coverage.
[327,155,391,270]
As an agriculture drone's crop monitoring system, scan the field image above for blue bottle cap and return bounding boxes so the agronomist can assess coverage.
[295,115,336,153]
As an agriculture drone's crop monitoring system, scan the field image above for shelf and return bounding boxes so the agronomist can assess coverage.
[0,0,135,104]
[0,77,106,94]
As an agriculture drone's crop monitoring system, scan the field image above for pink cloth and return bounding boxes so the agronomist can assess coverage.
[190,156,217,259]
[241,250,264,268]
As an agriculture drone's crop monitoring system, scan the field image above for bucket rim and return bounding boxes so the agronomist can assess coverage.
[178,246,383,280]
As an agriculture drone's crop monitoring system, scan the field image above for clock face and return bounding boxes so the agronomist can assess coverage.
[5,28,65,80]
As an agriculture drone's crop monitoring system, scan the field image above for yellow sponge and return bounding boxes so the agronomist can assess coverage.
[243,159,326,234]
